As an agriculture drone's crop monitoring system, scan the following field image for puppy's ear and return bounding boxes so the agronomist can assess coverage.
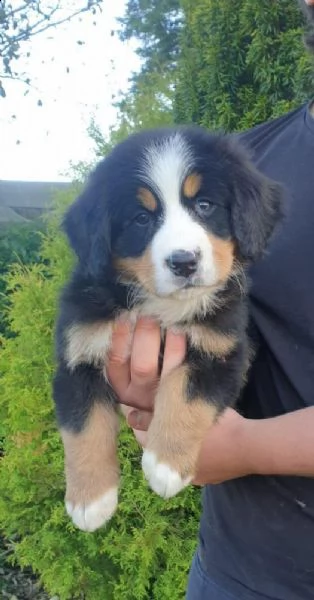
[229,142,284,261]
[63,182,111,276]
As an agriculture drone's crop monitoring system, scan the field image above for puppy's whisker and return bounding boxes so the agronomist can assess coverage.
[230,261,246,296]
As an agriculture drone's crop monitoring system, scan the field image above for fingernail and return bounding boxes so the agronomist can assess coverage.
[114,316,130,330]
[170,327,183,336]
[128,410,141,428]
[137,317,157,329]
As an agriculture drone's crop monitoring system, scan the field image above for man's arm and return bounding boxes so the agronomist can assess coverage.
[190,405,314,485]
[107,320,314,485]
[239,406,314,478]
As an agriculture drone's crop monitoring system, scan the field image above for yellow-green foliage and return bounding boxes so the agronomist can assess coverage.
[0,221,44,338]
[0,191,200,599]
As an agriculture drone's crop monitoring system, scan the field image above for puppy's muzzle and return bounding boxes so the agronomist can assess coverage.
[165,249,201,278]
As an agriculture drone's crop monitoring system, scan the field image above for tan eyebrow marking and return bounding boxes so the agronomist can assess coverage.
[137,187,157,211]
[183,173,202,199]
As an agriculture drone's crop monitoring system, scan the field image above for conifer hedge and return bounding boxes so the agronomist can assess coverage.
[175,0,314,131]
[0,194,200,599]
[0,221,43,338]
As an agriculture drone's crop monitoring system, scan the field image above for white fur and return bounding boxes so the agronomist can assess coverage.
[65,321,113,370]
[137,290,218,328]
[126,284,221,328]
[66,487,118,532]
[142,450,191,499]
[141,132,218,296]
[141,132,193,202]
[151,204,217,295]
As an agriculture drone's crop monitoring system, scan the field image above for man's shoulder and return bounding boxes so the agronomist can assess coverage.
[235,104,307,151]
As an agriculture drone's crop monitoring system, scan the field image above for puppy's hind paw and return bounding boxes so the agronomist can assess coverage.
[142,450,192,499]
[66,487,118,532]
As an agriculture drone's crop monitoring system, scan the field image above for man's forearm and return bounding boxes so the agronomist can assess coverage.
[244,407,314,477]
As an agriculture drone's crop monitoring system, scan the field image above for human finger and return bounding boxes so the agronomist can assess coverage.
[161,329,186,377]
[130,317,161,392]
[107,319,133,400]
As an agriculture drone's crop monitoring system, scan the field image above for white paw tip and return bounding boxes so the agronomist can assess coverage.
[66,487,118,532]
[142,450,191,499]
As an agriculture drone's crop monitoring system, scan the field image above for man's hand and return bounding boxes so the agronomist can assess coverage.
[107,319,251,482]
[108,318,314,484]
[127,405,252,485]
[107,318,186,444]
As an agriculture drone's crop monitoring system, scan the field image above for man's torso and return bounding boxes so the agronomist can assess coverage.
[200,103,314,600]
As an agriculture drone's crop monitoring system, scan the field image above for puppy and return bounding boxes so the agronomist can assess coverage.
[53,126,283,532]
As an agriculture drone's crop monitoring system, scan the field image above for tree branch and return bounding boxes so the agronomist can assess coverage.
[1,1,102,56]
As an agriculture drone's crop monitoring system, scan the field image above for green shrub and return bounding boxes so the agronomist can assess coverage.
[175,0,314,131]
[0,192,201,599]
[0,221,44,337]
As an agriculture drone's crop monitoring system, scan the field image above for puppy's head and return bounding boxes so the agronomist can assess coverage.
[64,127,283,298]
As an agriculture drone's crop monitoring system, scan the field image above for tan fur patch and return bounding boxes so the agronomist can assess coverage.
[187,324,237,358]
[146,366,217,478]
[137,187,157,212]
[183,173,202,199]
[65,321,113,371]
[115,248,155,295]
[209,235,235,282]
[61,403,119,506]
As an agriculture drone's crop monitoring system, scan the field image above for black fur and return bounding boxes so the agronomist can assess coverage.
[229,150,283,260]
[54,363,115,432]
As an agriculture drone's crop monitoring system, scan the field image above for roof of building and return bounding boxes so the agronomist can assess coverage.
[0,179,71,209]
[0,180,72,224]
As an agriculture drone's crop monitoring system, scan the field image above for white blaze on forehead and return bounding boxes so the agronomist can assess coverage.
[141,132,193,206]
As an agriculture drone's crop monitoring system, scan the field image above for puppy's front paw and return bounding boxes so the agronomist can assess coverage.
[66,487,118,532]
[142,450,192,499]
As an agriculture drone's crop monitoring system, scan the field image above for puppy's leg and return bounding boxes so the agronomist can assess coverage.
[142,342,246,498]
[53,364,119,532]
[141,365,217,498]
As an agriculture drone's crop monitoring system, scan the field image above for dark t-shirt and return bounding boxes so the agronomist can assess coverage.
[200,103,314,600]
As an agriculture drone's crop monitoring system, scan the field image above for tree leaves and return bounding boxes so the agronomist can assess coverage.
[174,0,314,132]
[117,0,182,79]
[0,0,102,97]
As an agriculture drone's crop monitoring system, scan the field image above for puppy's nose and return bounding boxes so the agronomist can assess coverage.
[166,249,200,278]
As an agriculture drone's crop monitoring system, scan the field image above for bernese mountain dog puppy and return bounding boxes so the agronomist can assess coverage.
[53,126,283,532]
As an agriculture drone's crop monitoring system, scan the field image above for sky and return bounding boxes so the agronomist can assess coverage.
[0,1,140,182]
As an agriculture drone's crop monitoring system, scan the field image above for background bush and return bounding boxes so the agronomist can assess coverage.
[0,221,44,338]
[174,0,314,131]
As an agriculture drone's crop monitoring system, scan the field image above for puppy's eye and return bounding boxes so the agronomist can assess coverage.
[135,212,150,226]
[195,198,216,217]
